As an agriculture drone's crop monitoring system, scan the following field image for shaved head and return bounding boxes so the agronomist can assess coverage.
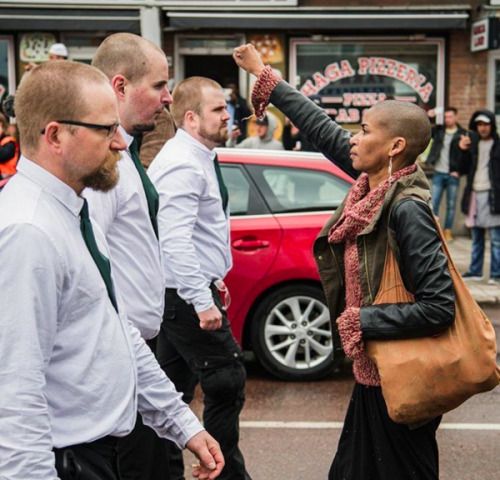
[92,33,165,84]
[170,76,222,127]
[15,61,109,156]
[369,100,431,164]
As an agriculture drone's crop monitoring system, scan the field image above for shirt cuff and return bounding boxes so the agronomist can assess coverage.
[171,410,206,449]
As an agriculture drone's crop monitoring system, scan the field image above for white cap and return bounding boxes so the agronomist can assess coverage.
[49,43,68,58]
[474,114,491,124]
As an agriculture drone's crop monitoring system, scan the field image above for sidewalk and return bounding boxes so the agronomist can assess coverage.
[447,236,500,305]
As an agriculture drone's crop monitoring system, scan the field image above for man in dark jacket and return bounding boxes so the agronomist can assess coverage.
[459,109,500,285]
[425,107,468,241]
[225,82,251,143]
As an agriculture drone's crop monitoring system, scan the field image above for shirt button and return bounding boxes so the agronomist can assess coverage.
[318,255,323,260]
[204,361,208,366]
[234,352,238,358]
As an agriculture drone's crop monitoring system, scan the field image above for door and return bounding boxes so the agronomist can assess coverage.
[220,163,282,341]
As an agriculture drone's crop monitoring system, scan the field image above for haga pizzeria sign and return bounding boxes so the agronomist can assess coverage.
[301,57,433,104]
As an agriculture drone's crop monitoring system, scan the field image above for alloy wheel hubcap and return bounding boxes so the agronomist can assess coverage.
[263,295,332,370]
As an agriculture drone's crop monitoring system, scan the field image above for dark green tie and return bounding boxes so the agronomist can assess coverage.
[80,199,118,312]
[213,154,229,213]
[129,138,160,239]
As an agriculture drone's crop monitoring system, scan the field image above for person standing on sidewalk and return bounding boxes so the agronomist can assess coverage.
[425,107,468,242]
[148,76,252,480]
[460,109,500,285]
[83,32,174,479]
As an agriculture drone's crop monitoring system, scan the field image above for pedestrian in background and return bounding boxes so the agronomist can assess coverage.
[425,107,468,242]
[83,32,174,479]
[233,43,455,480]
[459,109,500,285]
[227,112,283,150]
[0,60,223,480]
[25,42,69,72]
[140,108,176,169]
[0,111,19,181]
[225,81,251,143]
[149,76,252,480]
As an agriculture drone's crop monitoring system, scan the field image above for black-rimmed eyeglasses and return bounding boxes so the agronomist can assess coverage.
[40,120,120,138]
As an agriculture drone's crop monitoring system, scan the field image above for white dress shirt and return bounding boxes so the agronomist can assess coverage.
[83,127,164,340]
[0,157,203,480]
[148,128,232,313]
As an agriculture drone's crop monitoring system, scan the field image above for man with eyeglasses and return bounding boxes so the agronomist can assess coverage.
[82,33,178,479]
[0,61,223,480]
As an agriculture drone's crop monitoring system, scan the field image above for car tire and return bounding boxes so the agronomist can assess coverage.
[250,284,337,381]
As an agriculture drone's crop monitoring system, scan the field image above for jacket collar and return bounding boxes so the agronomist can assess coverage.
[317,165,430,239]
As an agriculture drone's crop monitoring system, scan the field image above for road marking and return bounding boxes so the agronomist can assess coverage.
[240,421,500,431]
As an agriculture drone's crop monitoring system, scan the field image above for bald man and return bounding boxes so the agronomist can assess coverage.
[83,33,176,479]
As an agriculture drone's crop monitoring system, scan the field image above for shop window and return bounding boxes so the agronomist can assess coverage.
[0,36,15,103]
[290,39,444,126]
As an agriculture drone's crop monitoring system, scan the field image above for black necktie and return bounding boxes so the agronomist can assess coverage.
[80,199,118,312]
[213,154,229,213]
[129,138,160,239]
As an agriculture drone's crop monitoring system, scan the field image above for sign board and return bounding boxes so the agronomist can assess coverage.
[19,33,56,62]
[161,0,297,5]
[471,18,500,52]
[291,40,443,125]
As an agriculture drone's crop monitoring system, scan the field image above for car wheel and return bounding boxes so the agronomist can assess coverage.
[250,285,336,381]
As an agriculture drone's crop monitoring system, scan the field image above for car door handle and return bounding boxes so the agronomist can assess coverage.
[232,239,270,250]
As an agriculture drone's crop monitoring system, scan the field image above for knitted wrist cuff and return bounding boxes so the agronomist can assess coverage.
[251,65,281,119]
[337,307,364,359]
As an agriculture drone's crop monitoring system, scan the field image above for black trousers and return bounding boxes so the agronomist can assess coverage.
[117,339,172,480]
[54,436,121,480]
[156,286,251,480]
[330,383,441,480]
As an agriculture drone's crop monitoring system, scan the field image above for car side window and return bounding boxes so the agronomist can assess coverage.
[221,164,268,216]
[248,166,351,213]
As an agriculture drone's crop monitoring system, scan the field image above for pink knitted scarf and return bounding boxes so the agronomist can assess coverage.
[329,165,417,386]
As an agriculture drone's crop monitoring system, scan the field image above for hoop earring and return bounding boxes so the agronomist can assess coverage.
[388,156,393,186]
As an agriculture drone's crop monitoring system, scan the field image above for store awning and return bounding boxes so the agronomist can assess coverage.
[0,7,140,32]
[165,10,469,31]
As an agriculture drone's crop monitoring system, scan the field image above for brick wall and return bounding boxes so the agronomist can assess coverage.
[448,30,488,128]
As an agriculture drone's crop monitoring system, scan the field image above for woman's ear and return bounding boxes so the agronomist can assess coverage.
[389,137,406,157]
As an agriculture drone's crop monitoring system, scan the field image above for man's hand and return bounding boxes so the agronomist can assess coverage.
[186,430,225,479]
[459,133,471,150]
[231,126,242,139]
[450,171,459,178]
[198,305,223,330]
[233,44,266,77]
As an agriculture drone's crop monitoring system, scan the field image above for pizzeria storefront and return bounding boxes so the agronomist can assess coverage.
[163,3,475,127]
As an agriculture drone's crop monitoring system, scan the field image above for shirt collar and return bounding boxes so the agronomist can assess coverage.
[17,155,84,217]
[176,128,216,161]
[119,125,134,150]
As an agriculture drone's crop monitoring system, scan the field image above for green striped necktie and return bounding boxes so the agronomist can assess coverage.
[80,199,118,312]
[129,138,160,238]
[213,153,229,213]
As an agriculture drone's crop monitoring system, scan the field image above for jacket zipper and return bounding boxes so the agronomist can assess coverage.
[363,237,374,303]
[329,244,344,287]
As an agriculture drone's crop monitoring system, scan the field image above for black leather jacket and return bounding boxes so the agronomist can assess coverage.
[269,81,455,343]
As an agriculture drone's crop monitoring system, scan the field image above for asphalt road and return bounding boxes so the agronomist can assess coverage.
[183,304,500,479]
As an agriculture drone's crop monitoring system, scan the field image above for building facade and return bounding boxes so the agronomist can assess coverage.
[0,1,498,128]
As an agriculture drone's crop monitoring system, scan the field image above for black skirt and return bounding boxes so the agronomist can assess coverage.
[329,383,441,480]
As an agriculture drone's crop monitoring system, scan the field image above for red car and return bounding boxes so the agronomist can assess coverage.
[218,148,354,380]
